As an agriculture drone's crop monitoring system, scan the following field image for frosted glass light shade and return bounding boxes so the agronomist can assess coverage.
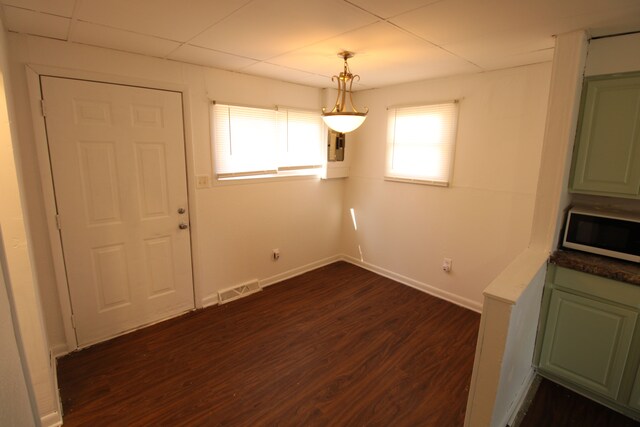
[322,113,366,133]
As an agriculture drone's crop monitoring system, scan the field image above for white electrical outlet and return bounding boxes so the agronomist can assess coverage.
[272,248,280,261]
[442,258,452,273]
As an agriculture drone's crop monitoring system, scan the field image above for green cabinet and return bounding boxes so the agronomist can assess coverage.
[536,265,640,419]
[569,72,640,198]
[538,289,636,399]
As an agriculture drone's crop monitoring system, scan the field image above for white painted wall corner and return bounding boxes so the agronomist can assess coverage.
[341,254,483,313]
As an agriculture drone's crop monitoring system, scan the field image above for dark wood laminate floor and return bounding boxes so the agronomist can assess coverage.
[57,261,480,426]
[520,378,640,427]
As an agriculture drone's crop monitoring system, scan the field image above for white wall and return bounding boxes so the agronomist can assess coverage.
[585,32,640,77]
[465,30,589,427]
[486,254,547,427]
[0,22,61,426]
[464,247,547,427]
[340,63,552,310]
[8,34,344,353]
[0,231,37,427]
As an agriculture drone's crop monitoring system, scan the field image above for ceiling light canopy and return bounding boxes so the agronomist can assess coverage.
[322,51,368,133]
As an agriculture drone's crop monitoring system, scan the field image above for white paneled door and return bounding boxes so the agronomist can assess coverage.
[42,77,194,347]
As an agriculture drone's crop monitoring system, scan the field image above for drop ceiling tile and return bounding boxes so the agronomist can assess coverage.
[168,44,257,71]
[362,51,480,87]
[552,2,640,37]
[268,22,480,88]
[392,0,640,47]
[241,62,329,87]
[190,0,378,60]
[486,48,555,71]
[512,0,640,39]
[1,0,75,17]
[3,6,69,39]
[76,0,252,42]
[390,0,525,46]
[71,21,181,58]
[346,0,440,19]
[438,0,640,70]
[454,44,555,71]
[443,31,555,69]
[3,0,638,90]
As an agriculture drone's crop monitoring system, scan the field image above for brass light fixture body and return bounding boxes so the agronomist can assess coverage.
[322,51,368,133]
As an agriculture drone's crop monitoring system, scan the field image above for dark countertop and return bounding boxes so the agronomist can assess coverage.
[550,250,640,286]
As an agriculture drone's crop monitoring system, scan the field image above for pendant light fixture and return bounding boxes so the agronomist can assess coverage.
[322,51,368,133]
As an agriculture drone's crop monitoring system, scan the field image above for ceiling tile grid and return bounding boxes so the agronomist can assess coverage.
[75,0,254,42]
[168,44,258,70]
[3,5,70,40]
[1,0,639,88]
[189,0,379,60]
[70,21,181,58]
[2,0,75,17]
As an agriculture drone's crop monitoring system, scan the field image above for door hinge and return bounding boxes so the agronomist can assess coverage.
[70,314,76,329]
[55,214,61,230]
[40,99,47,117]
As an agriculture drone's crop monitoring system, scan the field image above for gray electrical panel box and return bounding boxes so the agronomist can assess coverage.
[327,130,345,162]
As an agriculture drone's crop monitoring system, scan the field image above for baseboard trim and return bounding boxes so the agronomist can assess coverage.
[261,255,342,288]
[198,255,342,307]
[201,293,219,308]
[198,254,483,314]
[506,370,539,427]
[41,410,62,427]
[341,255,483,313]
[50,343,69,358]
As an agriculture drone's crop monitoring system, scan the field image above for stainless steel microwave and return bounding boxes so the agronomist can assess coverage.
[562,207,640,263]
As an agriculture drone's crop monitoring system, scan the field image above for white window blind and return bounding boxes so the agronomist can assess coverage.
[278,109,323,169]
[212,103,323,179]
[386,101,459,186]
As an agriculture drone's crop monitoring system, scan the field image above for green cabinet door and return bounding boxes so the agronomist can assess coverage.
[570,73,640,197]
[539,289,637,399]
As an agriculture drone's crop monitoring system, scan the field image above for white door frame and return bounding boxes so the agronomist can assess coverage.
[25,64,204,353]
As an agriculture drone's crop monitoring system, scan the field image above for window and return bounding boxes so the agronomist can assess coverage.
[212,103,324,179]
[386,101,459,186]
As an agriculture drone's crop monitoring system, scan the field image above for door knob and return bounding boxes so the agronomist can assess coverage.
[179,222,189,230]
[177,208,186,214]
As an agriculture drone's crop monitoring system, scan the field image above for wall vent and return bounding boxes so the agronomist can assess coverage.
[218,280,262,305]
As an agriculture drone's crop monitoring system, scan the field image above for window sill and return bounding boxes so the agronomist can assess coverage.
[214,169,323,186]
[384,176,449,187]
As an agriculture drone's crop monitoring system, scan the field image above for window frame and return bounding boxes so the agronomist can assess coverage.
[211,102,325,181]
[385,100,460,187]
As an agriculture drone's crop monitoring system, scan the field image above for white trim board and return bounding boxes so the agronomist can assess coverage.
[26,66,77,351]
[199,255,342,308]
[199,254,482,314]
[50,343,68,359]
[261,255,342,288]
[40,411,62,427]
[42,350,64,427]
[341,255,483,313]
[201,293,220,308]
